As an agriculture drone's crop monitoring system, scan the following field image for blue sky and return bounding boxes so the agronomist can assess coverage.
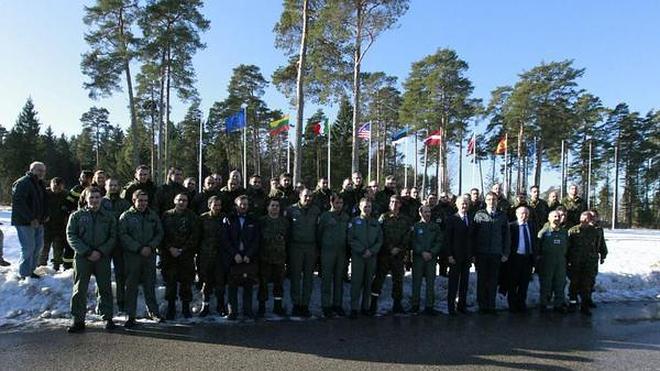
[1,0,658,190]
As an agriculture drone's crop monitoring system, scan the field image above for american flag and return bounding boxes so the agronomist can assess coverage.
[357,123,371,140]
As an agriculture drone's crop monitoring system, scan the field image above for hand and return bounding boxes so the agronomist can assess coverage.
[422,251,432,261]
[391,247,401,256]
[140,246,152,257]
[87,250,101,262]
[448,256,456,265]
[363,249,372,259]
[30,219,39,228]
[234,254,243,264]
[243,256,250,264]
[501,256,508,263]
[600,258,605,264]
[169,247,181,258]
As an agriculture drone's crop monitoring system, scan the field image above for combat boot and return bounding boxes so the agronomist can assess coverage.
[257,301,266,318]
[392,299,406,314]
[273,299,285,316]
[166,301,177,320]
[291,304,302,317]
[66,322,85,334]
[217,297,227,317]
[105,320,117,331]
[301,305,311,318]
[333,306,346,317]
[322,307,334,318]
[199,302,210,317]
[182,302,192,318]
[368,295,379,315]
[53,263,60,272]
[580,305,592,316]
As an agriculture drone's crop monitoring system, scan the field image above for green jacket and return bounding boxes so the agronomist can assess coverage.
[318,210,350,252]
[312,188,332,212]
[287,202,321,245]
[537,224,569,259]
[561,196,586,227]
[45,189,69,231]
[118,207,164,254]
[411,221,442,257]
[378,212,412,256]
[160,208,200,254]
[259,215,289,264]
[101,193,131,220]
[529,198,550,227]
[120,179,156,207]
[66,207,117,257]
[154,181,187,215]
[567,224,606,266]
[198,211,225,260]
[348,215,382,255]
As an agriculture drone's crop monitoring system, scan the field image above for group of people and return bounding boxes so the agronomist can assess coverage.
[8,161,608,334]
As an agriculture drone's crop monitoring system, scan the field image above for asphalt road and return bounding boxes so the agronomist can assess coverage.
[0,302,658,370]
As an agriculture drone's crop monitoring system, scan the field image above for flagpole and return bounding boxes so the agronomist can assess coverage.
[287,130,291,174]
[560,139,565,199]
[612,143,619,230]
[368,124,372,183]
[504,133,508,198]
[422,142,428,198]
[458,130,463,195]
[587,139,592,209]
[242,105,248,188]
[404,136,409,188]
[414,131,418,188]
[198,115,203,193]
[327,119,331,189]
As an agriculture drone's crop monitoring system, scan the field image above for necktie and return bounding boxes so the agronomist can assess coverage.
[463,215,468,227]
[522,224,530,255]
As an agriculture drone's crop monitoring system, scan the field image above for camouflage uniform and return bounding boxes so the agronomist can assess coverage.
[191,189,220,215]
[373,188,397,218]
[269,186,297,212]
[160,209,200,304]
[528,198,550,228]
[198,211,226,305]
[246,187,267,218]
[568,224,607,310]
[561,196,587,228]
[312,188,333,213]
[101,193,131,310]
[220,186,247,216]
[154,181,188,215]
[41,189,72,268]
[371,212,411,304]
[258,215,289,304]
[120,179,156,207]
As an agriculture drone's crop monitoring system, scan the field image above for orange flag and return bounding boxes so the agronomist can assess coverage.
[495,136,507,155]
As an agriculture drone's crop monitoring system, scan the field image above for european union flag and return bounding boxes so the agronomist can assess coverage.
[225,110,246,133]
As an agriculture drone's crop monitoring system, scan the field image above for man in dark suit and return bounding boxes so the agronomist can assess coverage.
[506,206,538,313]
[223,195,260,320]
[445,196,473,315]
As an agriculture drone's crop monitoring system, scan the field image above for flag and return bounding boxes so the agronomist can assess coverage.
[391,126,411,145]
[270,116,290,130]
[357,123,371,140]
[466,135,476,155]
[424,130,442,146]
[225,110,246,133]
[308,118,328,136]
[495,136,507,155]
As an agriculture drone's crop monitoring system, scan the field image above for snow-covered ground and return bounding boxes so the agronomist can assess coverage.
[0,208,658,330]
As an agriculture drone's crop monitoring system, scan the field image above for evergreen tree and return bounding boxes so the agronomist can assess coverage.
[80,106,112,169]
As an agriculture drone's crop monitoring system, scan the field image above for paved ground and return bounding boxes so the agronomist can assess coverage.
[0,302,658,370]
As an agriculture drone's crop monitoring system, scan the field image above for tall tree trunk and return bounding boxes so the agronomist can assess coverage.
[351,5,362,174]
[293,0,309,185]
[164,47,171,183]
[534,141,543,188]
[118,6,139,168]
[158,52,166,185]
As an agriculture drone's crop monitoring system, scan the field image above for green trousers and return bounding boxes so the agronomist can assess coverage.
[539,254,566,307]
[124,252,159,319]
[350,254,376,311]
[289,243,316,306]
[321,248,346,308]
[71,255,113,323]
[412,255,436,308]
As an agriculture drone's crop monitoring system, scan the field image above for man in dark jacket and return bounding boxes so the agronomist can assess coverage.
[506,206,538,313]
[246,175,267,218]
[154,167,186,215]
[191,176,218,215]
[472,191,511,314]
[40,177,72,270]
[445,196,473,315]
[65,170,93,212]
[11,162,48,279]
[224,195,260,320]
[121,165,156,207]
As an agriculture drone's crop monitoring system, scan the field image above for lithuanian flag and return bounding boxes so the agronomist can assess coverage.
[270,116,290,136]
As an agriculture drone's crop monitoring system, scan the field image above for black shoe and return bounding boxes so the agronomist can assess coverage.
[124,318,137,329]
[182,302,192,319]
[217,302,227,317]
[166,301,176,320]
[227,312,238,321]
[105,320,116,331]
[67,322,85,333]
[291,305,302,317]
[392,300,406,314]
[554,305,568,314]
[448,306,457,316]
[587,299,597,308]
[411,305,420,314]
[580,306,592,316]
[52,263,60,271]
[349,310,359,319]
[301,305,311,318]
[333,306,346,317]
[457,305,468,314]
[273,299,285,316]
[257,301,266,318]
[322,307,334,318]
[0,259,10,267]
[30,273,42,279]
[423,307,439,316]
[199,303,210,317]
[567,301,578,313]
[369,296,379,315]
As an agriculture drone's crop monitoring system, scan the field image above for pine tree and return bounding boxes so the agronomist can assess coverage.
[80,106,112,169]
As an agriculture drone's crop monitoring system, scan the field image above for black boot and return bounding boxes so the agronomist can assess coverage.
[301,305,311,318]
[105,320,117,331]
[53,263,60,271]
[392,299,406,314]
[580,305,592,316]
[124,318,137,329]
[322,307,334,318]
[291,304,302,317]
[182,302,192,318]
[368,295,379,315]
[166,301,176,320]
[66,322,85,333]
[217,297,227,317]
[199,302,210,317]
[257,301,266,318]
[333,306,346,317]
[273,299,285,316]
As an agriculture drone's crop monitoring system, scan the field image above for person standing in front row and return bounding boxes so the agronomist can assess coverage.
[472,192,511,314]
[444,196,473,315]
[537,210,569,313]
[257,198,289,317]
[411,205,443,315]
[318,193,350,318]
[506,206,538,313]
[348,198,382,319]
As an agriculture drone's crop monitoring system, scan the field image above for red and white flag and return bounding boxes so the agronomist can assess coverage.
[424,130,442,146]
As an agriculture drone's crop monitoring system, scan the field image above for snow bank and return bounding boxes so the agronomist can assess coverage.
[0,210,658,329]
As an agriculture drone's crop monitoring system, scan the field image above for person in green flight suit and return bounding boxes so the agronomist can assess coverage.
[318,193,350,318]
[537,210,569,313]
[411,204,443,315]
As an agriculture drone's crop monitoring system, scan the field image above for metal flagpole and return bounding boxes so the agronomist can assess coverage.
[612,144,619,230]
[414,131,418,188]
[560,139,565,199]
[404,136,409,188]
[198,115,203,193]
[504,133,508,197]
[287,132,291,173]
[368,123,372,183]
[458,130,463,195]
[587,139,592,209]
[327,120,331,188]
[242,105,248,189]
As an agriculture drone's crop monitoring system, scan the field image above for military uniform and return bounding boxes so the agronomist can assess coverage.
[528,198,550,228]
[567,224,606,313]
[246,187,267,217]
[537,224,569,309]
[65,183,86,212]
[258,215,289,311]
[561,196,586,228]
[371,212,411,310]
[66,206,117,324]
[411,221,442,311]
[401,197,422,222]
[118,206,163,320]
[220,186,247,215]
[348,215,382,313]
[198,211,226,311]
[373,188,396,218]
[121,179,156,207]
[286,202,321,312]
[101,194,131,311]
[160,209,200,313]
[41,189,73,269]
[318,210,350,311]
[154,181,188,215]
[269,186,297,212]
[191,189,219,215]
[312,188,332,213]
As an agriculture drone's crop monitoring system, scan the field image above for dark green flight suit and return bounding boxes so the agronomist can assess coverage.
[118,206,163,319]
[160,208,200,304]
[67,207,117,323]
[348,215,382,311]
[198,211,226,305]
[287,202,321,307]
[371,212,411,303]
[411,221,443,309]
[101,194,131,311]
[318,210,350,309]
[537,224,569,308]
[258,215,289,304]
